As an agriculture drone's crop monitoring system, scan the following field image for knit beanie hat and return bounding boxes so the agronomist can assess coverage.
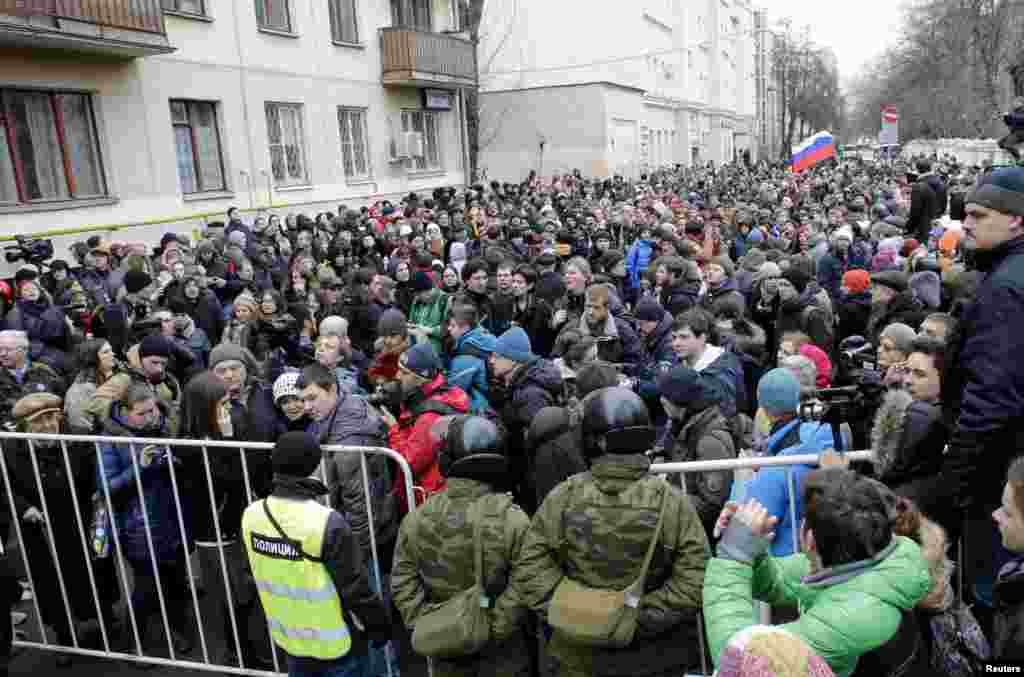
[966,166,1024,216]
[742,249,767,272]
[657,366,720,410]
[710,255,735,277]
[400,342,442,380]
[910,271,942,309]
[139,335,171,360]
[939,229,961,256]
[634,296,665,323]
[494,327,535,363]
[842,269,870,295]
[272,431,323,478]
[757,368,801,416]
[273,371,302,404]
[798,344,832,389]
[880,323,917,355]
[233,290,258,314]
[780,267,811,293]
[377,308,408,338]
[210,342,255,371]
[718,625,834,677]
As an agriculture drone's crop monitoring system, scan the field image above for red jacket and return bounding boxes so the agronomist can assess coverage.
[388,374,469,513]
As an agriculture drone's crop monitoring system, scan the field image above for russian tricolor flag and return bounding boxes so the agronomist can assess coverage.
[790,131,836,173]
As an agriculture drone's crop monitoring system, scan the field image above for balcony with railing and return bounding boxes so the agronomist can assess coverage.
[380,26,475,88]
[0,0,173,57]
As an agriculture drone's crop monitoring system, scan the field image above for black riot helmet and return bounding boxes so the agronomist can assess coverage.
[435,415,508,485]
[580,387,654,460]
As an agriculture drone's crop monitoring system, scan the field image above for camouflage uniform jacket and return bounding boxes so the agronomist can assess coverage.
[512,454,710,676]
[392,478,531,673]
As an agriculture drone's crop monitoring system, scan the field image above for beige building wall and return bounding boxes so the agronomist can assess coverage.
[0,0,468,274]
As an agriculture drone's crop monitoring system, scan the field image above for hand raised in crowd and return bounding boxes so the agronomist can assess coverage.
[732,499,778,541]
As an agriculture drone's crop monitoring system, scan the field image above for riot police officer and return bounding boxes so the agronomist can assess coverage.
[513,388,710,677]
[392,415,532,677]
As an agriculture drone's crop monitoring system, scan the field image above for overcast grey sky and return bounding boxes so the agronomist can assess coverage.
[756,0,904,79]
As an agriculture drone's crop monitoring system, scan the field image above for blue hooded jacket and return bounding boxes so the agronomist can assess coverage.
[744,418,837,556]
[626,239,656,290]
[447,325,497,414]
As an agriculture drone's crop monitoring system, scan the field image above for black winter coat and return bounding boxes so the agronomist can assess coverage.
[171,290,224,344]
[941,237,1024,515]
[500,358,563,504]
[661,280,700,317]
[908,178,940,242]
[838,292,873,343]
[870,390,951,531]
[527,406,586,513]
[868,292,928,347]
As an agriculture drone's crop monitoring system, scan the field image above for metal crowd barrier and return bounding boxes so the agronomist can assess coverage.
[0,432,414,676]
[0,430,872,676]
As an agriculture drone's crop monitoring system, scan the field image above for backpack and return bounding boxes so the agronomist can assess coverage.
[926,601,990,677]
[802,304,835,353]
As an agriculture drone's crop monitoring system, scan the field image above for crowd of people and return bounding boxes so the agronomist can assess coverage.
[0,152,1019,677]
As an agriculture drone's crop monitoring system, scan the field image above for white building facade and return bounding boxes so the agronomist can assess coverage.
[0,0,473,241]
[477,0,760,182]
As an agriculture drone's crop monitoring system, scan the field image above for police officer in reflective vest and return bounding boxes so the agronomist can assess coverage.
[242,431,392,676]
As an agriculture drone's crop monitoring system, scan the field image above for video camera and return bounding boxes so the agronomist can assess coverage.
[835,335,882,386]
[4,235,54,267]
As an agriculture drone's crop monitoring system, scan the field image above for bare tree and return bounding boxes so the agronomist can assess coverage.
[461,0,519,183]
[770,24,841,159]
[848,0,1024,142]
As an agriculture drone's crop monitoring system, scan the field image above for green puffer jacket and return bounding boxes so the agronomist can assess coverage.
[408,289,451,354]
[512,454,710,677]
[392,478,531,676]
[703,535,931,677]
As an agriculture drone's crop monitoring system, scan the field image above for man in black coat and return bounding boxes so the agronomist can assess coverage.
[907,160,944,242]
[935,167,1024,614]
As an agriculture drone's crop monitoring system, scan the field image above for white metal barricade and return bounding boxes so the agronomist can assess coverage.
[0,431,414,676]
[0,430,873,676]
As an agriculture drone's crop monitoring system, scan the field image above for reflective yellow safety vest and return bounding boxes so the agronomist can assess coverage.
[241,496,352,659]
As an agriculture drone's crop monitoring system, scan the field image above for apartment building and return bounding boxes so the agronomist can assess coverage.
[0,0,473,239]
[476,0,760,181]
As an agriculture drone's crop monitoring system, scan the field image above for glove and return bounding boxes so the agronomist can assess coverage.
[483,562,509,600]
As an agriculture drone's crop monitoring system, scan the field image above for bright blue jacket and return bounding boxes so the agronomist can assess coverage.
[746,418,837,556]
[626,239,656,290]
[447,326,496,414]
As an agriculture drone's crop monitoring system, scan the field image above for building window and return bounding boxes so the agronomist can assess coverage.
[337,108,370,181]
[391,0,430,30]
[401,110,441,171]
[256,0,291,32]
[170,100,226,195]
[161,0,205,15]
[265,102,309,186]
[0,90,107,205]
[330,0,359,42]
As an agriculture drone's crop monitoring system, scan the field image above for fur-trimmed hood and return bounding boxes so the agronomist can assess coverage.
[871,389,947,483]
[871,389,914,477]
